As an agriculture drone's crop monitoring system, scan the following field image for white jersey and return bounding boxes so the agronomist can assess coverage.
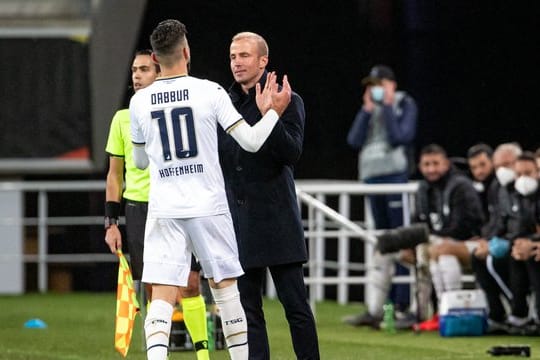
[130,75,242,218]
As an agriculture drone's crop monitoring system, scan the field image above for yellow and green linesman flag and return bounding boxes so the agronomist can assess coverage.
[115,250,140,357]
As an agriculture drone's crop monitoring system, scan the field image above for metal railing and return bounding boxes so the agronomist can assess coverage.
[1,179,420,301]
[294,180,418,307]
[0,180,114,293]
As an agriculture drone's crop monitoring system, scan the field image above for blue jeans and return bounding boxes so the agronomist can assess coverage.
[365,172,410,311]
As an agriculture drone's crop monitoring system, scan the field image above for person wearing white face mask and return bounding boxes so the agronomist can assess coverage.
[497,152,540,335]
[467,143,514,333]
[493,142,522,187]
[345,65,418,328]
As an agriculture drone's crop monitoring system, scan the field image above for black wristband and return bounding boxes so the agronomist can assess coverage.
[194,340,209,352]
[104,216,119,230]
[105,201,120,219]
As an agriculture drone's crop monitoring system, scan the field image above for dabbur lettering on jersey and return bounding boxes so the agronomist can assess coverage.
[151,88,189,105]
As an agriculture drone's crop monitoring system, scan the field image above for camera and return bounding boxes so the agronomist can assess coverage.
[487,345,530,357]
[376,223,430,254]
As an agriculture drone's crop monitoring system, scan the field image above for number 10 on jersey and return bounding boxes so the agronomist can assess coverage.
[151,107,198,161]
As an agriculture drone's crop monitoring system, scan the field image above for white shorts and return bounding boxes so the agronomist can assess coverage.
[142,213,244,286]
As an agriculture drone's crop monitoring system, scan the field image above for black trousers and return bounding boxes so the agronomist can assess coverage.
[509,257,540,319]
[471,254,511,322]
[238,262,320,360]
[124,200,148,280]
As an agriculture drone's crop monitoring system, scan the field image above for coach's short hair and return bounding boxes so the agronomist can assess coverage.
[232,32,269,57]
[150,19,188,66]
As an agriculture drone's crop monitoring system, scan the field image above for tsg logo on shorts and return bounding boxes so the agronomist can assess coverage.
[225,318,244,326]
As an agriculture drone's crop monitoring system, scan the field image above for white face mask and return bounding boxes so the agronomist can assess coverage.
[514,176,538,196]
[496,166,516,187]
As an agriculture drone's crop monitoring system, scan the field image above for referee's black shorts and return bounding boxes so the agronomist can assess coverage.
[125,200,147,280]
[124,199,201,279]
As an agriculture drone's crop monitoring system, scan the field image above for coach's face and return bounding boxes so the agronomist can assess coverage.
[230,38,268,91]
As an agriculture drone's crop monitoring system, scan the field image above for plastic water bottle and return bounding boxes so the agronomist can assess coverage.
[207,313,215,351]
[383,302,396,334]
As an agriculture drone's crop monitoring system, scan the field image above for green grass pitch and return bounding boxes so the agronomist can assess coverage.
[0,293,538,359]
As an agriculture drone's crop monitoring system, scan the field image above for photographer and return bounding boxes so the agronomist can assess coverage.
[345,65,418,327]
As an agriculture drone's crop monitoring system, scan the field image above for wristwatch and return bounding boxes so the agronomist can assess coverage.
[104,217,119,230]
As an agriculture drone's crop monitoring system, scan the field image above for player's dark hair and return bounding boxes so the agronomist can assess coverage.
[516,151,536,165]
[134,49,160,73]
[150,19,187,66]
[420,143,447,158]
[135,49,152,56]
[467,143,493,159]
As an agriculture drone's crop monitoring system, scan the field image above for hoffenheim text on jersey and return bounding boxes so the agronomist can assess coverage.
[159,163,204,178]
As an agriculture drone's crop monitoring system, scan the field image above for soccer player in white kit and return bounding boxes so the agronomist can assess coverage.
[130,19,292,360]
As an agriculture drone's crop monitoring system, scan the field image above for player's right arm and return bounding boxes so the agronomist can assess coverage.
[132,145,149,169]
[129,96,150,170]
[226,75,292,152]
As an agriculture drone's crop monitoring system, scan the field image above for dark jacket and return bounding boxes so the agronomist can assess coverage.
[346,93,417,150]
[476,174,503,238]
[415,168,484,240]
[218,72,307,268]
[347,92,417,179]
[497,183,539,241]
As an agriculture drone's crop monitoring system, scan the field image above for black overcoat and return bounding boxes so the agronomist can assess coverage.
[218,74,308,269]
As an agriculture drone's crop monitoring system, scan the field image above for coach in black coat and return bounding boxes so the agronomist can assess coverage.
[218,32,319,360]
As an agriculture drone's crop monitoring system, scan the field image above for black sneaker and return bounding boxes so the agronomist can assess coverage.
[393,311,417,330]
[506,318,539,336]
[342,312,382,329]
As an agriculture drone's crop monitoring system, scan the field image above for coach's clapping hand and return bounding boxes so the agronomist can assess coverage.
[270,75,292,116]
[256,71,276,115]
